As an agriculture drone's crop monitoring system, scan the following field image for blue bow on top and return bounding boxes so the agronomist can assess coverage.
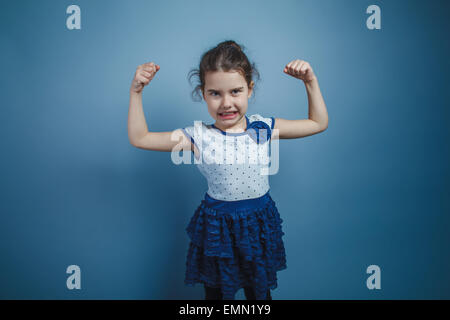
[247,121,272,144]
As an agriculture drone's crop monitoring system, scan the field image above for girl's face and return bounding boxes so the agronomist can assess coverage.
[202,70,254,131]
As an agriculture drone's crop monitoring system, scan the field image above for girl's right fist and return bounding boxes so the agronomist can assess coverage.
[131,62,160,93]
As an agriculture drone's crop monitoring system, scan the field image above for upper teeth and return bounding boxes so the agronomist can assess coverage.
[222,112,235,115]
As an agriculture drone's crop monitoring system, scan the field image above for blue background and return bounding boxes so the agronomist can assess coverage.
[0,0,449,299]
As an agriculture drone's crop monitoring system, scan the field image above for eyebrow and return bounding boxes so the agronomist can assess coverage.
[207,87,244,93]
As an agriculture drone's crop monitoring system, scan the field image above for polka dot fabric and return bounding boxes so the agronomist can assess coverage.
[182,114,275,201]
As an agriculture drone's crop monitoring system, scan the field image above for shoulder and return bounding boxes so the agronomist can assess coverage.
[181,120,217,149]
[180,121,211,157]
[247,114,276,129]
[182,120,209,136]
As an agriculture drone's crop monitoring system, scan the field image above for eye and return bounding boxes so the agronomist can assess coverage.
[210,89,241,96]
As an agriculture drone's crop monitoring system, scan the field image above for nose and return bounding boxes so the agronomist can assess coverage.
[222,94,233,108]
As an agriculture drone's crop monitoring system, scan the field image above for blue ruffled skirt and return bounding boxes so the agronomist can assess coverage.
[184,191,287,300]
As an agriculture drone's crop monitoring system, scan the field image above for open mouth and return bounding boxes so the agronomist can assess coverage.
[218,111,238,119]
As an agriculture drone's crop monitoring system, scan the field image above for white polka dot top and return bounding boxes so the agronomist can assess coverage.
[181,114,275,201]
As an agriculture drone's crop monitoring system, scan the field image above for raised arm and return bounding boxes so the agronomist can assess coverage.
[128,62,192,152]
[274,59,328,139]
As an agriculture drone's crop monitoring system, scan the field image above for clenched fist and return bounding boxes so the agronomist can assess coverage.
[131,62,160,93]
[283,59,316,83]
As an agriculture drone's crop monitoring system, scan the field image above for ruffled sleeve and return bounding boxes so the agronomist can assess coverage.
[247,114,276,144]
[248,114,275,130]
[181,126,195,153]
[181,120,206,153]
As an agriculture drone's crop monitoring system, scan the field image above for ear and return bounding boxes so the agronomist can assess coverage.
[247,81,254,98]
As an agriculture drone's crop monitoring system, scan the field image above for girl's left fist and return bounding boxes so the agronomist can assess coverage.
[283,59,316,83]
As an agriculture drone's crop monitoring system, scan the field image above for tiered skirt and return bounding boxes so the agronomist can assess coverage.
[184,191,287,300]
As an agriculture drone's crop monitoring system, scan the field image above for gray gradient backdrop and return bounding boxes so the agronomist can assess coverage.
[0,0,449,299]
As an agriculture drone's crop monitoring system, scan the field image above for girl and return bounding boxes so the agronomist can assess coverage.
[128,40,328,300]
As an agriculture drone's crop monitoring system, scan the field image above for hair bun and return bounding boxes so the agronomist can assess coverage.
[218,40,242,51]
